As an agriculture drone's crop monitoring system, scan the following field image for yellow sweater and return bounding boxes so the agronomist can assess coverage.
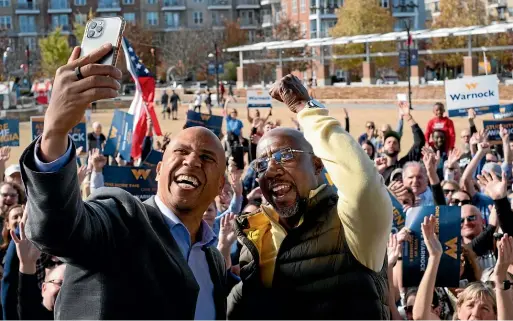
[244,107,393,286]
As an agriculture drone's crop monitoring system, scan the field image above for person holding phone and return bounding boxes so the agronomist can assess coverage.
[20,43,231,320]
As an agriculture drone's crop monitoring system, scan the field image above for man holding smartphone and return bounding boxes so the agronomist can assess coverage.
[19,44,231,320]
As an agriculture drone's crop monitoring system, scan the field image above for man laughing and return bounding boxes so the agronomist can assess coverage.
[228,75,393,320]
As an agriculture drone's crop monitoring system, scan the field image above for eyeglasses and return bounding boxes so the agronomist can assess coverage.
[461,215,478,224]
[366,124,375,129]
[450,198,471,206]
[254,148,313,174]
[0,193,17,198]
[443,189,455,195]
[45,279,63,287]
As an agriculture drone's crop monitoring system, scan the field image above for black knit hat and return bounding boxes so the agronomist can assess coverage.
[384,130,401,145]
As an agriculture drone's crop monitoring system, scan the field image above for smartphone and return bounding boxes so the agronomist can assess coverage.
[232,146,245,170]
[251,127,257,135]
[80,17,125,66]
[397,94,408,102]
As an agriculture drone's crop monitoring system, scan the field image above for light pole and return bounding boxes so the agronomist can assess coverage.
[208,43,220,107]
[394,0,418,110]
[150,47,157,81]
[2,47,12,108]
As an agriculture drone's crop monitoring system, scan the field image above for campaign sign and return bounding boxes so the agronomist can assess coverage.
[483,119,513,144]
[102,166,157,201]
[403,206,462,288]
[207,63,224,75]
[185,110,223,136]
[143,149,163,167]
[104,110,134,160]
[247,90,272,108]
[0,119,20,147]
[30,116,87,152]
[321,167,337,192]
[399,49,418,67]
[493,104,513,120]
[446,75,500,117]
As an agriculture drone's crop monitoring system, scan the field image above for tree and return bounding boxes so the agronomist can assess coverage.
[223,20,247,50]
[273,18,311,73]
[223,61,237,81]
[430,0,486,67]
[329,0,395,72]
[39,28,71,77]
[73,8,95,45]
[121,23,159,76]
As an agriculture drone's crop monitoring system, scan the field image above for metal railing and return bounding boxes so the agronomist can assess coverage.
[98,0,121,9]
[163,0,185,6]
[17,1,38,10]
[49,0,70,9]
[208,0,230,5]
[237,0,259,6]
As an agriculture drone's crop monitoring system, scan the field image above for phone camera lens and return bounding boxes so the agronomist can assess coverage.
[96,26,103,33]
[90,21,97,29]
[87,30,95,38]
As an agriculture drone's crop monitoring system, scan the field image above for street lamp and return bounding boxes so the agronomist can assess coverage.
[150,47,157,81]
[208,43,220,107]
[2,47,12,108]
[394,0,418,110]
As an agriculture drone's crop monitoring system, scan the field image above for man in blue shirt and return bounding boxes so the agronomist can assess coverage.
[20,44,229,319]
[224,99,243,140]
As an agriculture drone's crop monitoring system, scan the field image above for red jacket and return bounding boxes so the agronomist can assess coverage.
[425,116,455,152]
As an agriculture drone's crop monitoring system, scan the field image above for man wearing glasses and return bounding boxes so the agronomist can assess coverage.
[227,75,393,319]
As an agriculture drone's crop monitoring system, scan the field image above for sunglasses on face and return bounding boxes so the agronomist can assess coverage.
[366,125,375,129]
[450,198,471,206]
[443,189,455,195]
[254,148,313,175]
[461,214,478,224]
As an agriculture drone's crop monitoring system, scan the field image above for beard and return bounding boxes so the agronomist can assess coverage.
[385,150,399,158]
[272,194,308,219]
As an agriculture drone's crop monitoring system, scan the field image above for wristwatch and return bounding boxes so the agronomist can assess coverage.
[306,99,325,109]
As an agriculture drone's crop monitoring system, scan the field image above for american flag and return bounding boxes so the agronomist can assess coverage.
[121,37,162,160]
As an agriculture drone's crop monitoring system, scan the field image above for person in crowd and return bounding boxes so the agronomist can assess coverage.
[247,108,272,137]
[161,89,169,118]
[20,44,230,319]
[361,140,376,160]
[202,202,217,229]
[170,89,180,120]
[413,215,513,320]
[193,90,202,113]
[403,288,442,321]
[4,164,22,186]
[228,82,236,102]
[425,102,455,153]
[13,217,62,320]
[219,81,226,104]
[0,146,11,181]
[87,121,106,152]
[205,88,213,115]
[379,102,426,185]
[358,121,378,146]
[0,204,22,254]
[227,75,393,319]
[224,98,243,142]
[0,182,25,214]
[402,161,432,206]
[441,179,460,203]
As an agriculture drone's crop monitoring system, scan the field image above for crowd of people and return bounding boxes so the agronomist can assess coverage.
[0,43,511,320]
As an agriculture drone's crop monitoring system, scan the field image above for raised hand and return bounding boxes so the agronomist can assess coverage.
[496,234,513,275]
[375,157,387,174]
[388,181,409,200]
[41,44,122,162]
[477,142,491,154]
[89,148,107,172]
[76,146,84,155]
[398,101,411,116]
[0,147,11,163]
[218,213,238,247]
[269,74,310,113]
[343,108,349,118]
[422,149,437,174]
[447,148,462,169]
[488,204,498,227]
[477,171,508,200]
[228,157,243,196]
[77,165,90,185]
[467,108,476,120]
[11,221,41,274]
[247,186,262,202]
[387,233,402,267]
[421,215,443,258]
[500,124,510,142]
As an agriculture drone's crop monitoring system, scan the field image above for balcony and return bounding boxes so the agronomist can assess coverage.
[236,0,259,10]
[208,0,231,10]
[162,0,186,10]
[48,0,72,14]
[309,6,338,19]
[239,18,258,29]
[15,1,40,14]
[97,1,122,12]
[260,0,280,6]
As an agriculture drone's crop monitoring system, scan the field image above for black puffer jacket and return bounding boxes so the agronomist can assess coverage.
[227,186,390,320]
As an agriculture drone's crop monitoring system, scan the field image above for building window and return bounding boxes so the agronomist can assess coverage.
[123,12,136,24]
[0,0,9,7]
[0,16,11,29]
[123,0,135,3]
[146,12,158,25]
[19,16,35,33]
[193,12,203,24]
[52,14,69,30]
[300,0,306,13]
[193,0,203,3]
[211,11,225,26]
[24,37,36,51]
[292,0,297,13]
[74,0,86,5]
[381,0,389,8]
[74,13,87,25]
[147,0,156,4]
[165,12,179,28]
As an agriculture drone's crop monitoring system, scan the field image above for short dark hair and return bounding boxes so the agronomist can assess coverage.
[434,102,445,110]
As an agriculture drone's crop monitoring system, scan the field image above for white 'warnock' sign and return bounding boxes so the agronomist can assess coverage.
[445,75,500,117]
[247,90,272,108]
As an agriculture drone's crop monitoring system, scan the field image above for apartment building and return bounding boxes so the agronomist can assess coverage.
[426,0,512,25]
